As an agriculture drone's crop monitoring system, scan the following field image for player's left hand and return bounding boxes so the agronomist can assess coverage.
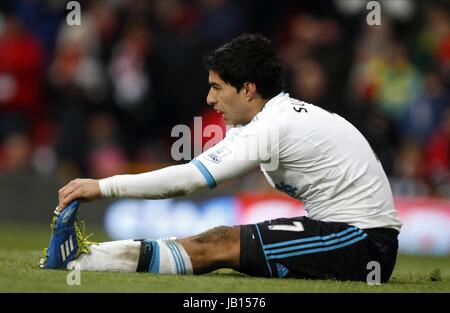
[57,178,102,213]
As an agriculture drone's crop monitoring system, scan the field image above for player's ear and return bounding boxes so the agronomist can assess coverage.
[243,82,257,100]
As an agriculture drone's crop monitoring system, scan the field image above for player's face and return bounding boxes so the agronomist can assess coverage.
[206,70,254,125]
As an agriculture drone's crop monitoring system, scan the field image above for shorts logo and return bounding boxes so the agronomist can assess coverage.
[205,147,231,164]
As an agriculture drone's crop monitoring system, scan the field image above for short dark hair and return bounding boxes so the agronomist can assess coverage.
[204,33,284,99]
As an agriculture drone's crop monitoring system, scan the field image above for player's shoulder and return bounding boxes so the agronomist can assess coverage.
[253,92,291,124]
[256,93,328,127]
[260,93,323,117]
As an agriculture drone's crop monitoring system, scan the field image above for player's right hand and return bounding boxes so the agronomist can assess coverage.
[57,178,102,212]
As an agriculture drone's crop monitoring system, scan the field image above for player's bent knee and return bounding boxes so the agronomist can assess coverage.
[181,225,240,271]
[193,225,240,245]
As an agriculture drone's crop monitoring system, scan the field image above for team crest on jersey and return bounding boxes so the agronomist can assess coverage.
[205,147,232,164]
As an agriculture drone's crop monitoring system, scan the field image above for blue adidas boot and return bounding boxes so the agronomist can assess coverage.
[39,199,93,269]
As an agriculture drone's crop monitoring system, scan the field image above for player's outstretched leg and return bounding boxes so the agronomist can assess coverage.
[40,200,241,274]
[65,225,241,274]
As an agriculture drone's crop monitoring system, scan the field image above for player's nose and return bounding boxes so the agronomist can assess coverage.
[206,89,217,106]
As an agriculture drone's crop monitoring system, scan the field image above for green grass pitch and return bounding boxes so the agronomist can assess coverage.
[0,223,449,292]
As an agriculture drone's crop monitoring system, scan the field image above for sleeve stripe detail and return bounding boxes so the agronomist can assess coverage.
[190,159,217,189]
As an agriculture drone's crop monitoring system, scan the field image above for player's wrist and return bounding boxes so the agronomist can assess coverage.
[98,177,114,198]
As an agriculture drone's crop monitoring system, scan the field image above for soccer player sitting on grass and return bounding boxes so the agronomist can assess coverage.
[40,33,401,283]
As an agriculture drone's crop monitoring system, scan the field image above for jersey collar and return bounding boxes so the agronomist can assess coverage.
[261,92,288,112]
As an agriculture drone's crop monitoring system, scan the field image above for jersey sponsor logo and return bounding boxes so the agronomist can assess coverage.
[205,147,232,164]
[275,182,298,198]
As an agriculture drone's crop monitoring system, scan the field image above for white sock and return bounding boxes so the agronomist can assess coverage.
[150,239,193,275]
[66,239,140,272]
[66,238,193,275]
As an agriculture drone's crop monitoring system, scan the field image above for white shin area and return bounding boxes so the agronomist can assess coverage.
[67,239,141,272]
[66,239,194,275]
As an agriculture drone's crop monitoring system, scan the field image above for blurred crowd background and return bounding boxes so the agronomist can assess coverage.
[0,0,449,198]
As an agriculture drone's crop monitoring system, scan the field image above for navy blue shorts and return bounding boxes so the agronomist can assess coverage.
[239,216,398,282]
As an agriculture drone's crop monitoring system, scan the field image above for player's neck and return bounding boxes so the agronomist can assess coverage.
[241,97,269,125]
[259,98,270,112]
[252,98,269,116]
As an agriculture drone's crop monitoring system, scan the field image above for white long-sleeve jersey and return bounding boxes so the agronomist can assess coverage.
[100,92,401,231]
[191,93,401,231]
